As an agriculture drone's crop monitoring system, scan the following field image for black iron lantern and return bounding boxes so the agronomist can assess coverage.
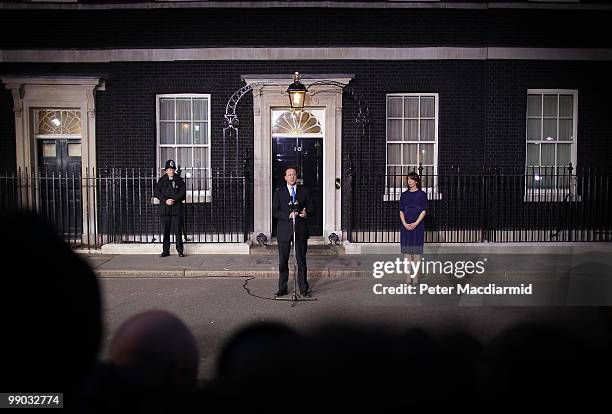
[286,72,307,112]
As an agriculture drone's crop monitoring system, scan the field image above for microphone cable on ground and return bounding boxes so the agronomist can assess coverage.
[242,276,279,301]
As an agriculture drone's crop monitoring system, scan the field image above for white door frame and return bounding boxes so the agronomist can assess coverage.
[242,74,353,242]
[1,76,105,245]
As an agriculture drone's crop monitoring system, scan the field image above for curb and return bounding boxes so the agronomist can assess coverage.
[96,269,372,278]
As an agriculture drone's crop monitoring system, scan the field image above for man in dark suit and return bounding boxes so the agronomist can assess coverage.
[155,159,186,257]
[272,165,313,297]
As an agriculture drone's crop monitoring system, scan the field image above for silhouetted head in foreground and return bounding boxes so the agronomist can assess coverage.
[216,321,301,384]
[0,212,102,392]
[109,310,199,391]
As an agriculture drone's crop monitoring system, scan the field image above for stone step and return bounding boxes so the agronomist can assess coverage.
[250,244,344,255]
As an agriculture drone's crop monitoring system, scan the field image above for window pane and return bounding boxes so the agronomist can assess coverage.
[404,120,418,141]
[420,120,435,141]
[68,142,81,157]
[557,166,570,189]
[421,166,434,187]
[160,122,175,144]
[541,174,554,189]
[403,143,418,165]
[194,122,208,144]
[420,143,434,165]
[160,147,175,168]
[177,122,192,144]
[193,98,208,121]
[541,143,555,166]
[387,120,402,141]
[202,148,209,170]
[404,97,419,118]
[160,98,175,120]
[558,119,573,141]
[387,166,402,189]
[557,144,571,166]
[194,147,203,169]
[527,119,541,141]
[559,95,573,118]
[543,119,557,141]
[527,95,542,117]
[42,142,57,158]
[420,96,435,118]
[176,99,191,120]
[387,97,402,118]
[528,166,547,187]
[37,110,81,135]
[543,94,558,117]
[178,147,193,169]
[387,144,401,164]
[194,147,209,170]
[527,143,539,166]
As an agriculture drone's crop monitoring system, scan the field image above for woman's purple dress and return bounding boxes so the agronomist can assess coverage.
[399,189,428,254]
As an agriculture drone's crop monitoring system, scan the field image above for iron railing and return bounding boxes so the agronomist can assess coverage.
[347,165,612,243]
[2,165,609,248]
[0,168,248,249]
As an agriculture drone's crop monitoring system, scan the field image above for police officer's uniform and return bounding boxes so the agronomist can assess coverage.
[155,160,186,257]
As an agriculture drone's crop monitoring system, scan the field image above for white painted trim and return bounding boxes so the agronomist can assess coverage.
[525,89,578,202]
[0,76,104,245]
[3,47,612,63]
[0,76,104,174]
[0,77,105,89]
[155,93,212,202]
[244,74,352,242]
[100,242,250,255]
[384,93,439,201]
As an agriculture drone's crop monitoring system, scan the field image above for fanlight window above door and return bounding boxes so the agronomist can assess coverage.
[36,110,82,136]
[272,110,322,135]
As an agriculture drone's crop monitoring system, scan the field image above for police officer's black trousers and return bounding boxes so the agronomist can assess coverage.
[162,215,184,254]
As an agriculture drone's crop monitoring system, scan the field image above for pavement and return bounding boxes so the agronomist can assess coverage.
[86,252,371,278]
[85,246,612,380]
[98,276,612,382]
[83,246,612,284]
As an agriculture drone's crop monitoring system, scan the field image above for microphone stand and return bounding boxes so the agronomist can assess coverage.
[276,197,317,306]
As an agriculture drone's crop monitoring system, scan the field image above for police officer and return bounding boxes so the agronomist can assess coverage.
[155,159,186,257]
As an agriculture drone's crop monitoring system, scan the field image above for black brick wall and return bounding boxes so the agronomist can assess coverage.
[1,7,611,49]
[486,60,612,172]
[0,88,15,171]
[1,59,611,233]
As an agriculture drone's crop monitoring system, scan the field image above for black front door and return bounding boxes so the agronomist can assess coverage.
[37,139,83,235]
[272,137,323,237]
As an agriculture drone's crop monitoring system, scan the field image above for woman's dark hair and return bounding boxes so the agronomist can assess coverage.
[405,172,422,189]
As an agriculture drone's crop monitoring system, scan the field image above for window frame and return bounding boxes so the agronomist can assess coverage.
[525,89,579,202]
[33,108,83,140]
[156,93,212,203]
[384,92,441,201]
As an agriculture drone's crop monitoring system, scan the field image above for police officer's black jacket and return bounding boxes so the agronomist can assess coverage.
[155,174,186,216]
[272,185,313,242]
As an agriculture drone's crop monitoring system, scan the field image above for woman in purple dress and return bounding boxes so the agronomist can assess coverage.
[399,172,428,285]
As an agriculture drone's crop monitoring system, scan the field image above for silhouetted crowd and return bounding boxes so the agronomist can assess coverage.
[1,212,611,412]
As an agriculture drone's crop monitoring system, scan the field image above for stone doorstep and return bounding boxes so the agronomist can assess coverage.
[250,245,344,255]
